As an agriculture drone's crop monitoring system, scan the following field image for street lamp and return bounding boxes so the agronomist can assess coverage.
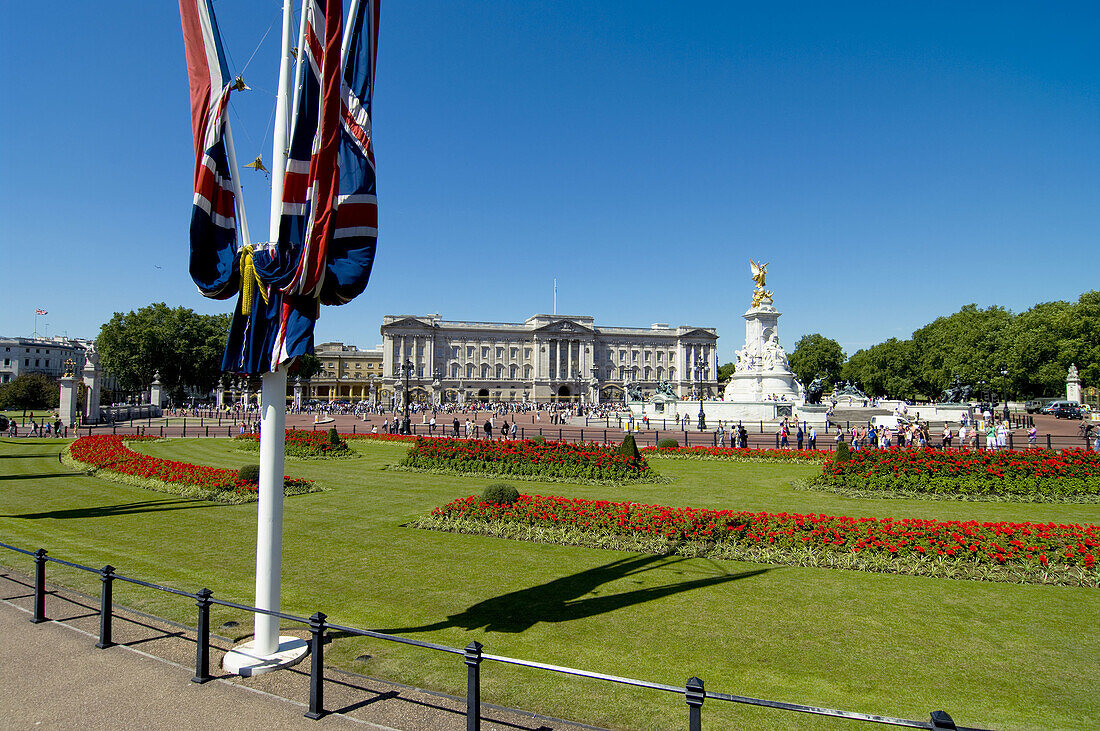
[999,364,1009,421]
[694,357,707,431]
[400,359,414,433]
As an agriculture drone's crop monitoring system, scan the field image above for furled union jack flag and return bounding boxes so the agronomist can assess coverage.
[180,0,380,374]
[179,0,239,302]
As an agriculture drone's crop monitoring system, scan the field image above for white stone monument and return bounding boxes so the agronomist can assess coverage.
[216,381,226,410]
[59,359,80,427]
[82,343,101,424]
[292,377,304,410]
[1067,363,1082,403]
[723,260,802,404]
[149,371,165,408]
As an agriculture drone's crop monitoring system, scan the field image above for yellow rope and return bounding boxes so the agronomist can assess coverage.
[239,245,270,315]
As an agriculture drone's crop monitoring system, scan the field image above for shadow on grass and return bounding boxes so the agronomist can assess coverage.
[378,555,768,634]
[2,498,219,520]
[0,472,85,481]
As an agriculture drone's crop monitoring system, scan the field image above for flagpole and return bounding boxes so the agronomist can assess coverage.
[222,0,306,676]
[253,0,296,660]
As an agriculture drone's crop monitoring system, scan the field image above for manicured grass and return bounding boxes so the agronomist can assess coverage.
[0,437,1097,730]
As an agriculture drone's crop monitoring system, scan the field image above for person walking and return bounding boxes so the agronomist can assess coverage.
[796,425,804,450]
[483,420,493,440]
[807,425,816,451]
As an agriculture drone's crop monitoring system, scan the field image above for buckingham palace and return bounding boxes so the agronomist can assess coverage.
[379,313,718,404]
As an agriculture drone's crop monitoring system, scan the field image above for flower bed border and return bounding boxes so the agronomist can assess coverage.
[416,494,1099,587]
[67,435,317,504]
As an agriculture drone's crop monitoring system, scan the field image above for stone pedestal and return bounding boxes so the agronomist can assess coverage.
[82,361,100,424]
[149,376,165,408]
[292,378,303,410]
[723,302,802,403]
[216,384,226,410]
[1067,364,1082,403]
[59,375,80,427]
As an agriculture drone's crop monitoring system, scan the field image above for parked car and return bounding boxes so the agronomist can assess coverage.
[1053,404,1083,420]
[1041,400,1079,415]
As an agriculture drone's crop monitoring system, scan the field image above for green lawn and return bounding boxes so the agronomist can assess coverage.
[0,437,1097,730]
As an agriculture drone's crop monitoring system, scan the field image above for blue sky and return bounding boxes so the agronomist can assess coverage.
[3,1,1097,362]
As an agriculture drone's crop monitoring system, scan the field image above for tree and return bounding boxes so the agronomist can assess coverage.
[96,304,230,400]
[910,304,1012,397]
[0,373,59,412]
[788,334,845,388]
[842,339,917,399]
[718,361,737,384]
[294,353,323,380]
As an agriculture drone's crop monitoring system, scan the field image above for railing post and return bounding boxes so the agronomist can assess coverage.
[464,641,483,731]
[95,565,115,648]
[31,549,48,624]
[686,676,705,731]
[929,710,957,730]
[192,588,213,683]
[304,611,327,719]
[1046,434,1052,449]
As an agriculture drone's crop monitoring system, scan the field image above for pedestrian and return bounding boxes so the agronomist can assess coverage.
[717,423,725,447]
[808,425,816,451]
[510,421,518,440]
[1027,424,1037,447]
[796,425,804,450]
[483,420,493,440]
[453,417,460,437]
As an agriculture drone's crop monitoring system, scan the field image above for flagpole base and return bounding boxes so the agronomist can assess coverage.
[223,636,308,677]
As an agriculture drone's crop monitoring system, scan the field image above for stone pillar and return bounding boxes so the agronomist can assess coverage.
[149,372,165,408]
[1067,364,1082,403]
[216,382,226,410]
[82,357,101,424]
[293,377,304,410]
[59,374,79,427]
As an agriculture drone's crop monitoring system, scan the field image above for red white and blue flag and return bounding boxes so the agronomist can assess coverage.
[254,0,380,367]
[180,0,380,374]
[179,0,239,301]
[35,309,48,315]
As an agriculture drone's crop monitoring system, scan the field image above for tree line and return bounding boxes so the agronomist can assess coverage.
[727,291,1099,401]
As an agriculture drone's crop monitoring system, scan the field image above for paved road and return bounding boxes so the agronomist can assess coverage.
[0,570,600,731]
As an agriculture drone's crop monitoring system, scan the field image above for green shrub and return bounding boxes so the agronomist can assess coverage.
[481,483,520,505]
[835,440,851,464]
[619,434,640,461]
[237,464,261,483]
[328,426,341,446]
[528,434,546,444]
[656,438,680,449]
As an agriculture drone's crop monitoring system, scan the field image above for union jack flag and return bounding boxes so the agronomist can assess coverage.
[178,0,238,301]
[35,309,48,315]
[256,0,380,367]
[180,0,379,374]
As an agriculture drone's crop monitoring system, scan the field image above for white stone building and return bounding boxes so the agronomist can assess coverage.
[379,314,718,404]
[0,336,90,384]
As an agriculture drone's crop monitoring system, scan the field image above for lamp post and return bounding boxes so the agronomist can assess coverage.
[401,359,414,433]
[999,364,1009,421]
[694,357,707,431]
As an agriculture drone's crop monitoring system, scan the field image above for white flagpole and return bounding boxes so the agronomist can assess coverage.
[252,0,296,660]
[224,0,306,675]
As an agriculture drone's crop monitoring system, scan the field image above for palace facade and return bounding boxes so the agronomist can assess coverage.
[379,314,718,404]
[308,341,384,402]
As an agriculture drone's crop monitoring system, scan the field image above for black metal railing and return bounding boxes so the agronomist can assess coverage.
[1,540,988,730]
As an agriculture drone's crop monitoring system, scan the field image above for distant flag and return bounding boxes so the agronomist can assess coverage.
[35,309,48,315]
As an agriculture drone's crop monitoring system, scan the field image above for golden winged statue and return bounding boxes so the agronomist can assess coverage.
[749,259,773,307]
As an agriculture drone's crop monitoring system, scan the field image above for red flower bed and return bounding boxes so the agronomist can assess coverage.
[641,445,824,462]
[235,428,350,457]
[828,447,1100,479]
[401,437,651,481]
[69,435,308,494]
[821,447,1100,499]
[432,494,1100,571]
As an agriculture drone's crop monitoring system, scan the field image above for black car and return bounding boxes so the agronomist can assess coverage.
[1053,404,1083,420]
